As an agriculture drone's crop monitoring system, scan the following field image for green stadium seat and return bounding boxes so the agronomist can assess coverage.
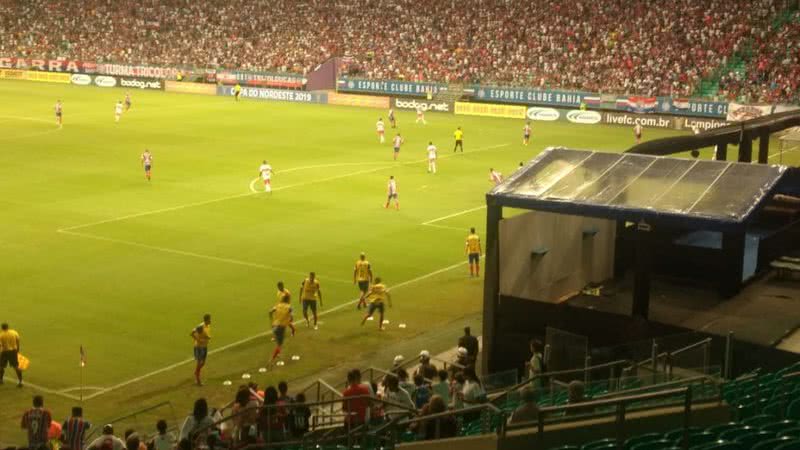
[625,433,664,450]
[630,440,674,450]
[690,441,744,450]
[762,420,798,434]
[788,399,800,421]
[751,437,795,450]
[733,431,774,449]
[779,428,800,439]
[707,423,746,437]
[776,441,800,450]
[673,431,716,448]
[582,438,617,450]
[742,414,777,427]
[719,426,757,441]
[664,427,703,442]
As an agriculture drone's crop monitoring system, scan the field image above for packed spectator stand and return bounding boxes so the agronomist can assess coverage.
[1,0,799,102]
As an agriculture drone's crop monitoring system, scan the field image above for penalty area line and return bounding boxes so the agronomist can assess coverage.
[422,205,487,226]
[80,256,476,400]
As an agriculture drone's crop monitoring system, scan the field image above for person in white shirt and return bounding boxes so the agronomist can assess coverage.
[115,101,123,123]
[415,106,426,125]
[634,123,642,143]
[392,133,404,160]
[86,425,126,450]
[381,374,415,420]
[149,420,175,450]
[384,175,399,210]
[376,118,385,143]
[427,142,437,174]
[258,160,273,193]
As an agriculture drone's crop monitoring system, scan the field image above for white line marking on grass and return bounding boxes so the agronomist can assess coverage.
[59,386,106,393]
[21,381,82,401]
[58,229,351,284]
[0,115,57,125]
[60,143,510,232]
[422,205,487,226]
[768,146,800,160]
[80,257,475,399]
[423,223,467,231]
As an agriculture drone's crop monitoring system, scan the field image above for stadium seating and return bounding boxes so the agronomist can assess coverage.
[0,0,794,100]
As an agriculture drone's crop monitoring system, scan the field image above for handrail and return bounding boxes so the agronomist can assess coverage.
[190,394,417,447]
[592,374,720,400]
[671,338,713,357]
[492,359,632,405]
[85,401,173,441]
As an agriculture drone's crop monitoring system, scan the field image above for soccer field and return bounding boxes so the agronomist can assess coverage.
[1,79,789,443]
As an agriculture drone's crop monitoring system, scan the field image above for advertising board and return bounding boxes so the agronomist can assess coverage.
[217,86,327,104]
[327,92,390,109]
[165,81,216,96]
[454,102,526,119]
[392,98,452,113]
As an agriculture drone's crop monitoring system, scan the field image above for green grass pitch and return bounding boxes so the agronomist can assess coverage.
[0,79,794,443]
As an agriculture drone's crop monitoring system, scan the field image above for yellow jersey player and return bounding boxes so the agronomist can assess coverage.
[234,83,242,101]
[269,289,293,365]
[299,272,323,330]
[453,127,464,152]
[465,228,482,277]
[277,281,296,336]
[361,277,392,330]
[189,314,211,385]
[354,253,373,309]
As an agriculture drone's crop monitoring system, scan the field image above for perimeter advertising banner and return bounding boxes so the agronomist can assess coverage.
[392,98,453,113]
[217,85,327,104]
[474,86,589,108]
[23,70,71,84]
[658,97,728,118]
[337,78,443,97]
[0,69,25,80]
[70,74,164,90]
[165,81,216,95]
[455,102,526,119]
[98,63,180,80]
[727,102,773,121]
[217,70,305,89]
[327,92,389,109]
[0,57,97,73]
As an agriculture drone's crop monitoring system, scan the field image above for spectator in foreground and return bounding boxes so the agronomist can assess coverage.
[87,424,125,450]
[528,339,545,389]
[415,350,438,380]
[413,374,431,409]
[258,386,285,443]
[287,393,311,439]
[61,406,91,450]
[431,370,450,406]
[148,420,174,450]
[458,327,479,365]
[21,395,52,450]
[450,372,465,410]
[422,395,458,440]
[565,380,589,417]
[277,381,293,404]
[343,369,371,428]
[381,374,415,421]
[179,398,215,443]
[507,387,540,425]
[462,366,486,423]
[232,386,259,444]
[397,368,416,400]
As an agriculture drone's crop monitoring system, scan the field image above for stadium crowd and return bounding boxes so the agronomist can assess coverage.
[1,0,797,100]
[718,10,800,103]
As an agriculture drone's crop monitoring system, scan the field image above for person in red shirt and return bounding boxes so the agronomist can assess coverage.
[22,395,53,449]
[342,369,371,429]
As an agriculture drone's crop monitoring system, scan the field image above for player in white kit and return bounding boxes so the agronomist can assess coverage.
[115,101,124,123]
[384,176,399,210]
[259,160,273,193]
[376,118,385,143]
[54,100,63,128]
[634,123,642,143]
[489,168,503,185]
[415,106,426,125]
[392,133,404,160]
[427,142,438,174]
[141,149,153,181]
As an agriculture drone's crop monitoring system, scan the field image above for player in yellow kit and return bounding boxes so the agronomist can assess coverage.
[190,314,211,385]
[465,227,482,277]
[269,288,293,364]
[300,272,323,330]
[361,277,392,331]
[354,253,373,309]
[453,126,464,152]
[277,281,296,336]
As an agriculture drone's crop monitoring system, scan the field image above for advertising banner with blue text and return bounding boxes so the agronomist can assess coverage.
[337,78,443,97]
[657,97,729,118]
[474,86,589,108]
[217,85,327,104]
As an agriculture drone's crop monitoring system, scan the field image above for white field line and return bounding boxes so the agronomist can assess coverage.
[422,205,487,226]
[422,223,466,231]
[58,229,351,284]
[60,143,510,232]
[768,145,800,160]
[81,256,476,400]
[59,386,106,393]
[21,381,82,401]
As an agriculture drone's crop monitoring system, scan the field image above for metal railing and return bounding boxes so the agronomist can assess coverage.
[507,387,695,450]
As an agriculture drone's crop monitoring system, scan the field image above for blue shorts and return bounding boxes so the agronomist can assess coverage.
[194,346,208,361]
[469,253,480,264]
[302,300,317,315]
[367,302,384,315]
[394,147,400,152]
[144,164,151,172]
[273,326,286,346]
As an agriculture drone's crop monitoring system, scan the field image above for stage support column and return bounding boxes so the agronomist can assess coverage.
[632,222,652,319]
[758,131,770,164]
[738,133,753,163]
[720,232,746,297]
[482,196,503,375]
[715,143,727,161]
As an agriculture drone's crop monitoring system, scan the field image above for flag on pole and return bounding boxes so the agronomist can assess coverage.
[80,346,87,367]
[18,353,30,371]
